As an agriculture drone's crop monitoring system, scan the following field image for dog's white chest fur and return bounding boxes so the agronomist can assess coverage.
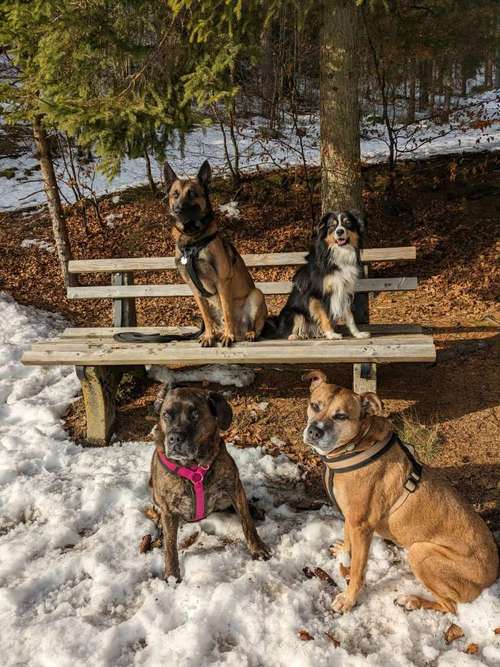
[324,246,359,320]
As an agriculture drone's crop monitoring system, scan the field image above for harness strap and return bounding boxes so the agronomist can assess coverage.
[321,433,422,518]
[388,441,423,515]
[179,232,218,298]
[157,450,210,522]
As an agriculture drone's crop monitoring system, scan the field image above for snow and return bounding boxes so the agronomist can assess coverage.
[20,239,55,253]
[219,200,241,220]
[1,292,499,666]
[148,364,255,388]
[1,89,499,213]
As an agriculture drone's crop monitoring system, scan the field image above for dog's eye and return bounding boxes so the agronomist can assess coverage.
[335,413,348,420]
[191,410,199,420]
[310,402,321,413]
[172,191,179,199]
[162,410,173,421]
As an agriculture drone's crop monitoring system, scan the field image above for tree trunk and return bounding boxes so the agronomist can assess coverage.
[406,56,416,124]
[320,0,362,213]
[418,61,430,112]
[32,116,75,287]
[144,146,157,193]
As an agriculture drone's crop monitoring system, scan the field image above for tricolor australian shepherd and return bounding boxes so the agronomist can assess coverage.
[265,210,370,340]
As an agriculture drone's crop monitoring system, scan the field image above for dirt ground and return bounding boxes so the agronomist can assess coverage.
[1,151,499,529]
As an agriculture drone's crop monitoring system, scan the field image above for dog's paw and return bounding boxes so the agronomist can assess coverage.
[332,592,356,614]
[220,332,235,347]
[353,331,371,339]
[164,570,182,584]
[199,332,217,347]
[245,330,256,342]
[394,594,421,611]
[326,331,343,340]
[250,541,271,561]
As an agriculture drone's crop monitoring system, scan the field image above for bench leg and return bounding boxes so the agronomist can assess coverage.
[353,362,377,394]
[112,271,137,328]
[76,366,122,445]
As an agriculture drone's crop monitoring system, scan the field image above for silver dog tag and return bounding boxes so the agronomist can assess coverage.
[180,255,188,265]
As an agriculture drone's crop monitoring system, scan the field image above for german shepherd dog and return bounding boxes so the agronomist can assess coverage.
[164,160,267,347]
[265,211,370,340]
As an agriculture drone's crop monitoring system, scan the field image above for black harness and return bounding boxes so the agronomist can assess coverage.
[322,433,423,517]
[178,231,218,298]
[113,229,217,344]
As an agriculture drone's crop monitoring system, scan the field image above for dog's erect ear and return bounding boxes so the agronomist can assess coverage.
[163,162,178,191]
[360,392,383,418]
[207,391,233,431]
[302,369,328,392]
[153,383,169,414]
[348,209,366,236]
[197,160,212,189]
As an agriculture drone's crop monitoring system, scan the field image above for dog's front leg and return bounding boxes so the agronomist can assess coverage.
[232,479,270,560]
[332,522,373,613]
[218,279,236,347]
[345,307,370,339]
[193,293,217,347]
[160,510,181,582]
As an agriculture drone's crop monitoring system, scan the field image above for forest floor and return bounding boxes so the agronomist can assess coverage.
[1,150,499,531]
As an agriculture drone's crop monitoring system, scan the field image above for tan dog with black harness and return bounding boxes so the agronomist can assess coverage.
[302,370,498,615]
[163,160,267,347]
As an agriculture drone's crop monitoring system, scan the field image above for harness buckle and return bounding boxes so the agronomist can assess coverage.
[404,471,420,493]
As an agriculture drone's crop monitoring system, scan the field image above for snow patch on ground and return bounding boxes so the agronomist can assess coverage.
[20,239,55,253]
[1,90,499,212]
[148,364,255,388]
[0,294,499,666]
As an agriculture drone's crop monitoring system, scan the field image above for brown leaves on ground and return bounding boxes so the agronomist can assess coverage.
[324,632,341,648]
[444,623,464,643]
[465,644,479,654]
[303,566,337,587]
[139,534,152,554]
[297,630,314,641]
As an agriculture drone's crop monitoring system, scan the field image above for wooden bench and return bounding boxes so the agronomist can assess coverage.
[21,247,436,445]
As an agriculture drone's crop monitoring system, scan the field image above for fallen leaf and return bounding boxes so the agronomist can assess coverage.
[324,631,340,648]
[465,644,479,655]
[180,531,199,550]
[298,630,314,641]
[139,534,152,554]
[444,623,464,643]
[494,628,500,635]
[313,567,336,586]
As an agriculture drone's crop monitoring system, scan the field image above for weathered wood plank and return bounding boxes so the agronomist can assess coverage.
[32,334,432,350]
[67,277,418,300]
[67,247,416,274]
[22,339,436,366]
[61,323,424,338]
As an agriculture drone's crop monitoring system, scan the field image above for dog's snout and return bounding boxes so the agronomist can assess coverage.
[167,431,184,447]
[307,423,324,442]
[335,226,346,237]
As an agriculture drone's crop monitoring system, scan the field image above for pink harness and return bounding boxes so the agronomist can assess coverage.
[157,450,210,522]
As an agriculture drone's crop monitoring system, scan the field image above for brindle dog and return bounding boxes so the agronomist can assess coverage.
[149,385,270,581]
[164,160,267,347]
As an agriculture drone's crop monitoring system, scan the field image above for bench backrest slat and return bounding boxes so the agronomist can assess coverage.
[68,247,416,274]
[67,276,417,300]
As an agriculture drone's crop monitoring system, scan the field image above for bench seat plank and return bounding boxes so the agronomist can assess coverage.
[22,335,436,366]
[60,323,424,338]
[67,277,418,300]
[67,247,416,274]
